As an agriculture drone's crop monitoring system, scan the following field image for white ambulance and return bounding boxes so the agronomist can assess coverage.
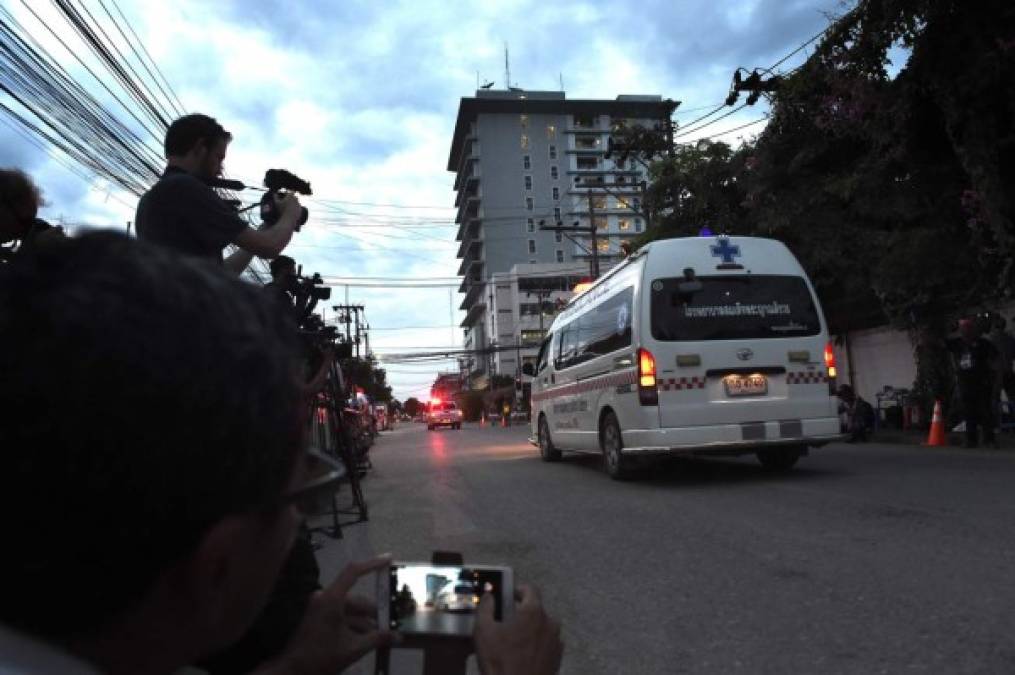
[524,236,844,479]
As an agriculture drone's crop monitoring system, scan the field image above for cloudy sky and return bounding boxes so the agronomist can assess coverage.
[1,0,849,402]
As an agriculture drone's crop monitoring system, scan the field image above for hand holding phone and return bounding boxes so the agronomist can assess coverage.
[474,584,564,675]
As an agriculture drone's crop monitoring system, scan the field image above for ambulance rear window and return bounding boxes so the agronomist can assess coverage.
[651,275,820,341]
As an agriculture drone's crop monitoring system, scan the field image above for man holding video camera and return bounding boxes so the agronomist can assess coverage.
[135,113,302,275]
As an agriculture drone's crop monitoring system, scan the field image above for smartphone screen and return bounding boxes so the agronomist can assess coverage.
[387,564,508,637]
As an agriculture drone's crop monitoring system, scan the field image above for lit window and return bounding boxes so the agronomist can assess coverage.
[547,124,556,139]
[549,145,557,159]
[556,249,564,263]
[618,219,632,231]
[594,216,608,230]
[520,114,529,128]
[550,166,558,180]
[523,155,531,170]
[528,239,536,254]
[555,231,562,243]
[553,207,561,221]
[552,187,560,200]
[527,218,535,233]
[575,134,600,150]
[525,175,533,190]
[597,239,610,253]
[591,196,607,210]
[521,134,529,150]
[525,197,534,211]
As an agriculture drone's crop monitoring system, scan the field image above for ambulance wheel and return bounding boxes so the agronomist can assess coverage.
[600,411,631,480]
[757,446,801,471]
[538,415,561,462]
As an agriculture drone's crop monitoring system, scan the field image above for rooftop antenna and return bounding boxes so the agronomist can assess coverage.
[504,42,511,89]
[476,71,480,89]
[559,72,564,92]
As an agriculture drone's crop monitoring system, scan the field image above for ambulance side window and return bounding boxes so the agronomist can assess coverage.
[536,334,553,374]
[556,322,577,370]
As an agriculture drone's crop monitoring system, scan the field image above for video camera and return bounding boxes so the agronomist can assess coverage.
[290,266,331,322]
[259,169,312,230]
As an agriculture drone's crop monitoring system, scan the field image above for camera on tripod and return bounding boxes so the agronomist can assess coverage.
[259,169,312,230]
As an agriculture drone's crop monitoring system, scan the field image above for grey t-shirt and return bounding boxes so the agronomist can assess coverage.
[135,167,247,263]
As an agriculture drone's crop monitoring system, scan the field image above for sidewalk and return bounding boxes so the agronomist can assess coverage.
[868,426,1015,450]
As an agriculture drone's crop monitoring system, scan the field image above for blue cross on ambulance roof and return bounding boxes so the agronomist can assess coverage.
[710,237,741,264]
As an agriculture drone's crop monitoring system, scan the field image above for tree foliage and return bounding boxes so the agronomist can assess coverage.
[630,0,1015,412]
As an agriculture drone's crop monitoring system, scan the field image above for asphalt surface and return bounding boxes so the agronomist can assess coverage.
[315,422,1015,674]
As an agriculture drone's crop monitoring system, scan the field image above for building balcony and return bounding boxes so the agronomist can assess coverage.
[460,276,485,305]
[461,300,487,327]
[456,231,483,258]
[455,195,480,225]
[457,251,484,277]
[455,216,481,243]
[453,160,481,192]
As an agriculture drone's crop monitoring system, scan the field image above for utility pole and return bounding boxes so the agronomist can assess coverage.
[332,303,364,353]
[539,210,601,280]
[587,190,600,279]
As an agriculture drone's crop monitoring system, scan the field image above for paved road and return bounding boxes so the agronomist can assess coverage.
[318,422,1015,674]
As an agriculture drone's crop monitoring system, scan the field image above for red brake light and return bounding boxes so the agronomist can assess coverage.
[824,342,837,379]
[638,348,657,388]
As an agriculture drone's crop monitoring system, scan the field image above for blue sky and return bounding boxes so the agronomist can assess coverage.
[0,0,849,402]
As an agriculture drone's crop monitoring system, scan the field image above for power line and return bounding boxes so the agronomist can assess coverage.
[675,102,749,139]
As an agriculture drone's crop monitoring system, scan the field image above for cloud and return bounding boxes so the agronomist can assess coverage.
[0,0,847,401]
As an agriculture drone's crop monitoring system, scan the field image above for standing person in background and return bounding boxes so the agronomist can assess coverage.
[988,315,1015,429]
[947,318,1000,448]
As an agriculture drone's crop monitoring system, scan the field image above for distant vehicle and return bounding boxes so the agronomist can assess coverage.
[428,400,462,430]
[526,236,844,479]
[435,580,478,612]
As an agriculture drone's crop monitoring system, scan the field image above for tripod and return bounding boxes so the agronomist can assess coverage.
[307,355,369,538]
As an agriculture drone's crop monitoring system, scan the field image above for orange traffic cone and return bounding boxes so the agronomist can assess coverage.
[924,400,948,447]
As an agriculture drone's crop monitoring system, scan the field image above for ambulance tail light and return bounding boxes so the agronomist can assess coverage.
[638,348,658,406]
[824,342,838,394]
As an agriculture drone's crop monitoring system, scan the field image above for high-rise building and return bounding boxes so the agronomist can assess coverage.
[447,89,674,388]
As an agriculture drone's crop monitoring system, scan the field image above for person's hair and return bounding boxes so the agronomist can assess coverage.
[0,231,303,638]
[270,255,296,277]
[164,113,232,158]
[0,167,42,212]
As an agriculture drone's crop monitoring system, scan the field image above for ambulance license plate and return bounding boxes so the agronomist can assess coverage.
[725,374,768,397]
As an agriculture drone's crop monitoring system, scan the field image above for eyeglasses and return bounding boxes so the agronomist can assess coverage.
[277,447,346,515]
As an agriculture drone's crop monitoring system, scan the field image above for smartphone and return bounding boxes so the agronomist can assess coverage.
[378,562,514,638]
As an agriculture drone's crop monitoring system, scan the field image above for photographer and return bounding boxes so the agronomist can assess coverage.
[0,168,62,260]
[135,113,302,275]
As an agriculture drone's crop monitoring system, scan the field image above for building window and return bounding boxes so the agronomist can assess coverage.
[633,197,641,211]
[635,218,643,232]
[618,219,632,231]
[550,166,558,180]
[528,239,536,254]
[593,216,608,230]
[525,197,534,211]
[523,155,531,170]
[552,187,560,200]
[590,195,607,210]
[614,157,627,170]
[520,114,529,128]
[577,156,599,170]
[549,145,557,160]
[555,231,562,243]
[573,114,596,128]
[527,218,535,233]
[520,134,529,150]
[546,124,557,139]
[553,207,561,221]
[556,249,564,263]
[575,134,600,150]
[524,175,533,190]
[597,238,610,253]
